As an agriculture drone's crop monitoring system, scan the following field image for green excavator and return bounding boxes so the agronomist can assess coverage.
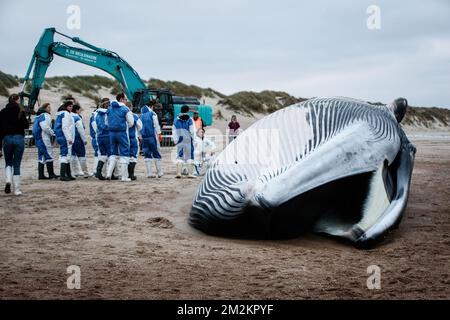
[19,27,213,129]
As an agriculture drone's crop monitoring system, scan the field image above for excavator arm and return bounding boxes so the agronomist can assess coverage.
[19,27,213,129]
[20,27,147,113]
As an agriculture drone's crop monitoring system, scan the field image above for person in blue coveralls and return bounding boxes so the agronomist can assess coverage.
[71,104,89,178]
[92,98,111,180]
[126,102,142,180]
[105,93,134,182]
[172,105,196,178]
[32,103,58,180]
[89,105,99,176]
[54,100,76,181]
[141,101,163,178]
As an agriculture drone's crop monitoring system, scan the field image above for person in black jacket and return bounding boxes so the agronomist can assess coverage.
[0,130,3,158]
[0,94,29,195]
[0,125,2,158]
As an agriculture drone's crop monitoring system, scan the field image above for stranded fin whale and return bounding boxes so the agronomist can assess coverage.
[189,97,416,248]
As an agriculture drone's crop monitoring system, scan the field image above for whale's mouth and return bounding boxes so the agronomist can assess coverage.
[190,167,394,243]
[245,171,377,239]
[189,171,373,238]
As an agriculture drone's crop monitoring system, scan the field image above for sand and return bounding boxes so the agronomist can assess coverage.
[0,108,449,299]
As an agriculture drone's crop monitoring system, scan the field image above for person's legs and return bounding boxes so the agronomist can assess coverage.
[112,153,120,179]
[129,137,139,163]
[119,156,131,182]
[128,136,138,180]
[118,131,131,182]
[11,135,25,195]
[150,138,163,177]
[41,137,53,163]
[12,135,24,175]
[46,161,59,179]
[63,140,75,180]
[41,137,58,178]
[57,136,71,181]
[110,144,120,179]
[106,133,119,179]
[175,143,184,178]
[37,140,44,162]
[186,141,196,178]
[142,138,154,178]
[76,142,88,178]
[3,135,13,193]
[107,139,113,177]
[106,155,118,179]
[154,158,163,177]
[91,155,99,177]
[90,138,99,176]
[96,135,108,180]
[78,157,88,177]
[3,135,14,167]
[71,141,82,176]
[70,155,80,176]
[182,144,190,175]
[180,143,192,177]
[36,139,49,179]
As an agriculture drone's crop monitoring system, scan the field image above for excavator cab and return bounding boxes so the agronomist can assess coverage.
[132,88,174,126]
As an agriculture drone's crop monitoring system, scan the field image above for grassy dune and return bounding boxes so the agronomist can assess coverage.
[1,70,448,128]
[0,71,19,96]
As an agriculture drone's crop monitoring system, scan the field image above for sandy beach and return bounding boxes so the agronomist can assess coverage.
[0,128,449,299]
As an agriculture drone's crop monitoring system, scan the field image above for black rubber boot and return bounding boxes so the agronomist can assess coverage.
[60,163,71,181]
[66,164,76,180]
[128,162,137,181]
[46,161,59,179]
[96,161,106,180]
[38,162,50,180]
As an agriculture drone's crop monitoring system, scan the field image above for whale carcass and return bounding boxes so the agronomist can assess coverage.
[189,97,416,248]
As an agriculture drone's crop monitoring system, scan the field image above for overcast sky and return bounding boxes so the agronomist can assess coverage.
[0,0,449,107]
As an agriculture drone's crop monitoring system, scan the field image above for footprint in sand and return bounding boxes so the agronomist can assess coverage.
[146,217,174,229]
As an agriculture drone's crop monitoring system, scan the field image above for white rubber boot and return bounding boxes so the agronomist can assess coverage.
[145,159,156,178]
[5,166,12,194]
[113,161,121,179]
[176,162,182,179]
[71,157,83,176]
[187,162,197,179]
[106,156,117,179]
[90,157,99,177]
[102,158,108,177]
[79,158,89,178]
[13,175,22,196]
[120,157,131,182]
[155,159,164,178]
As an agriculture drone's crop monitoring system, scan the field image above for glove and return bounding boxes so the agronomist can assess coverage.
[158,133,163,143]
